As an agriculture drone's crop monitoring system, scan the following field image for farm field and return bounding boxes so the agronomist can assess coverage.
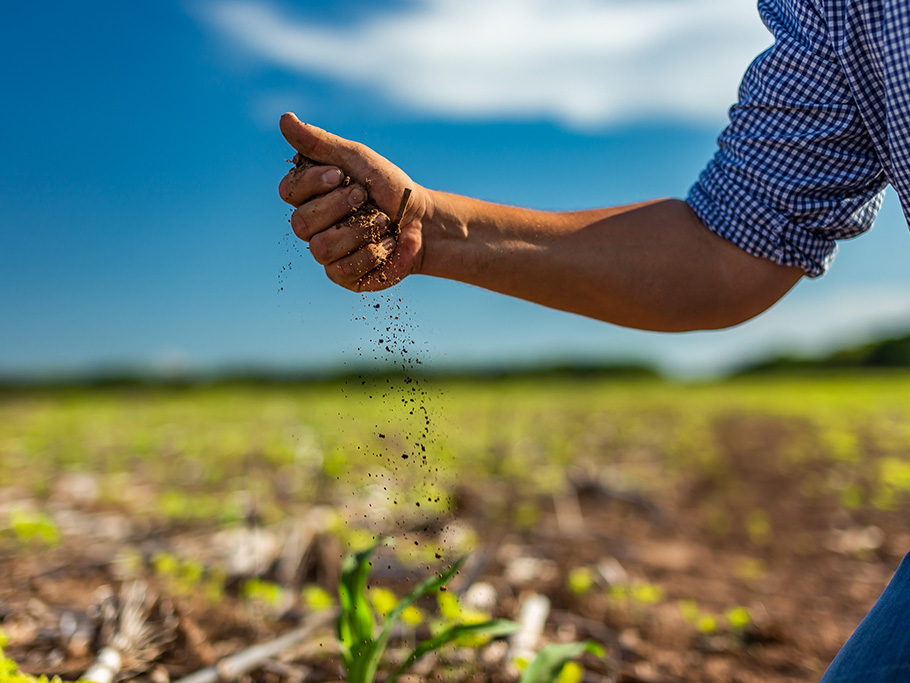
[2,373,910,682]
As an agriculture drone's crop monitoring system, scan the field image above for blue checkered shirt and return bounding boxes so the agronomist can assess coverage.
[687,0,910,276]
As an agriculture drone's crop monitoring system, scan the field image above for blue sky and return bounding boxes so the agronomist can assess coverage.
[2,0,909,379]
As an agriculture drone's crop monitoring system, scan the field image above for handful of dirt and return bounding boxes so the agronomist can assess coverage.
[293,153,411,240]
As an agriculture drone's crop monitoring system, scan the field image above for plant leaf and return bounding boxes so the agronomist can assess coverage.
[387,620,519,683]
[366,556,467,683]
[337,538,383,674]
[518,641,603,683]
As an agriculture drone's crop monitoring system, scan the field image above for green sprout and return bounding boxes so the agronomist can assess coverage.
[630,582,663,605]
[745,509,772,546]
[400,605,424,627]
[1,630,72,683]
[435,589,494,637]
[152,552,213,598]
[242,578,285,607]
[517,641,605,683]
[302,584,335,612]
[725,606,752,633]
[557,661,584,683]
[678,599,700,624]
[368,587,399,619]
[567,567,596,596]
[696,614,718,635]
[7,509,60,548]
[608,581,663,605]
[336,538,518,683]
[680,600,751,640]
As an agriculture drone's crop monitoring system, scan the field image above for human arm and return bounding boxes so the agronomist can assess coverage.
[278,113,803,332]
[417,193,802,331]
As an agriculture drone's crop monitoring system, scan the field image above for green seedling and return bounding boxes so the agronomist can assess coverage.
[696,614,718,635]
[725,606,752,633]
[679,600,752,639]
[243,578,286,609]
[678,599,700,624]
[430,590,495,650]
[679,599,717,634]
[7,510,60,548]
[0,631,70,683]
[556,661,584,683]
[336,538,518,683]
[630,582,663,605]
[567,567,596,596]
[302,584,335,612]
[608,581,662,605]
[518,641,604,683]
[151,552,224,604]
[745,509,772,546]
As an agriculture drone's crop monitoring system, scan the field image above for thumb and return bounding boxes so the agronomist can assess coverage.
[279,112,357,169]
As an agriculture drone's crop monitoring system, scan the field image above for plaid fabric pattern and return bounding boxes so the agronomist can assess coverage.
[687,0,910,276]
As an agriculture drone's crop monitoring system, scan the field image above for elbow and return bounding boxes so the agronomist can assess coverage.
[657,264,804,332]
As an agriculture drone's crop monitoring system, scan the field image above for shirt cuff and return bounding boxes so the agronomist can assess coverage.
[686,162,838,278]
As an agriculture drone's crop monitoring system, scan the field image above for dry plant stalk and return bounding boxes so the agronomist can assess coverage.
[172,609,338,683]
[82,581,177,683]
[508,593,551,670]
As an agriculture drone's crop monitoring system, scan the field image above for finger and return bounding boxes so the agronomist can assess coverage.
[309,208,390,266]
[280,113,380,186]
[280,113,359,166]
[290,184,367,241]
[357,224,420,291]
[326,237,397,288]
[278,163,346,206]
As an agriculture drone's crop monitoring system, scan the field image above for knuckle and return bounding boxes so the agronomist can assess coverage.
[325,264,351,288]
[317,166,343,190]
[278,175,294,203]
[290,210,311,240]
[303,164,325,189]
[360,244,379,263]
[345,185,366,211]
[328,259,353,283]
[349,140,370,161]
[309,233,330,264]
[310,136,328,161]
[325,268,342,287]
[280,166,324,206]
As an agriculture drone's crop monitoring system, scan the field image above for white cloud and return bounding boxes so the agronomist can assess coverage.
[198,0,773,127]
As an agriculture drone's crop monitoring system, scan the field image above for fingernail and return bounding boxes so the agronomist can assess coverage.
[375,213,389,228]
[322,168,343,186]
[381,236,396,252]
[349,186,366,206]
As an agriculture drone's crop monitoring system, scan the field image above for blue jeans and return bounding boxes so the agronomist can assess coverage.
[820,552,910,682]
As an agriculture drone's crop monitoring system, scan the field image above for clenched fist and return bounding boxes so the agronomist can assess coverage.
[278,113,431,291]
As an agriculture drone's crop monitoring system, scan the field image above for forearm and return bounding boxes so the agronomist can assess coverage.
[417,192,803,332]
[276,116,802,328]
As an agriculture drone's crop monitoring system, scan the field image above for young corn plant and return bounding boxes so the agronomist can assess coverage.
[336,539,518,683]
[518,641,604,683]
[1,631,70,683]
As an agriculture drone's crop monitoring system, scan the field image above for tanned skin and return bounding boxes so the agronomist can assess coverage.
[278,113,803,332]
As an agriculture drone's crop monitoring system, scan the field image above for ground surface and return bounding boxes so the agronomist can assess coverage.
[2,374,910,682]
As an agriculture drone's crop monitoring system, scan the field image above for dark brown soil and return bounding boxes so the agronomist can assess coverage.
[2,412,902,683]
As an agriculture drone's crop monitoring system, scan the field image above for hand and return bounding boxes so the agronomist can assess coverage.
[278,113,430,291]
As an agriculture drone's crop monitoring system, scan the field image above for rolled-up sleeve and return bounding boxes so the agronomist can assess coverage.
[687,0,889,277]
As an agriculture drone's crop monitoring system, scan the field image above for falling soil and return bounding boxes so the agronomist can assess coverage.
[286,153,443,562]
[345,291,446,566]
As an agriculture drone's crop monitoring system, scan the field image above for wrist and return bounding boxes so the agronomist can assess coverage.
[415,190,470,278]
